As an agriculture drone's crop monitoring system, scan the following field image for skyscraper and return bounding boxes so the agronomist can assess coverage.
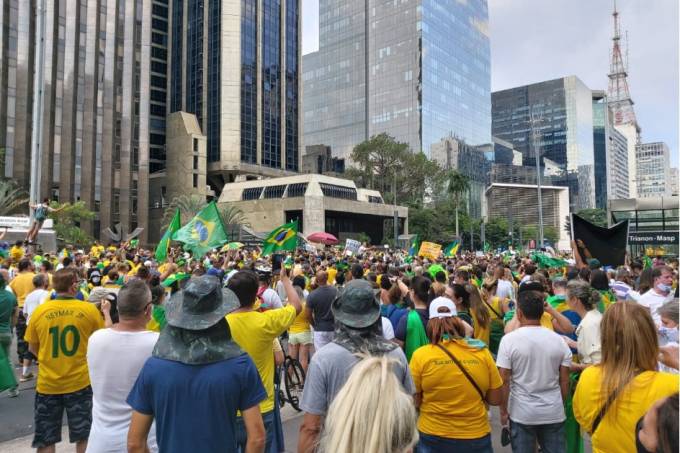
[592,91,628,208]
[303,0,491,160]
[635,142,671,198]
[168,0,302,193]
[0,0,169,243]
[492,76,596,211]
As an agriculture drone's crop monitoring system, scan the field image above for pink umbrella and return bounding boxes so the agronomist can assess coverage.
[306,232,339,245]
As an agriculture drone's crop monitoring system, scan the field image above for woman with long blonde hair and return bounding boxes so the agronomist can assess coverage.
[318,355,418,453]
[573,302,679,452]
[465,283,491,346]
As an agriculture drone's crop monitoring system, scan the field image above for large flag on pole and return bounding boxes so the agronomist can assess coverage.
[443,240,460,257]
[172,201,228,257]
[571,213,628,267]
[262,220,299,256]
[155,208,181,262]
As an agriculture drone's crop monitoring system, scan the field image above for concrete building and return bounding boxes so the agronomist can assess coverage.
[492,76,596,211]
[217,174,408,244]
[168,0,302,194]
[0,0,170,243]
[670,168,679,197]
[635,142,672,198]
[303,0,491,160]
[301,145,345,176]
[609,197,679,257]
[431,135,490,218]
[483,183,571,251]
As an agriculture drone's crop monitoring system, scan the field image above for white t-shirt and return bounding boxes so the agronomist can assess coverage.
[261,287,283,309]
[86,329,159,453]
[575,309,602,365]
[381,317,395,340]
[637,289,673,326]
[23,289,49,324]
[496,325,572,425]
[496,279,515,301]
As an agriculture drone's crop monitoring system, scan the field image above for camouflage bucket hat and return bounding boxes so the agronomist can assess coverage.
[153,322,243,365]
[331,279,381,329]
[165,275,239,330]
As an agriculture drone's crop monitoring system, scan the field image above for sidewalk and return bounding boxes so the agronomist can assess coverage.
[0,404,304,453]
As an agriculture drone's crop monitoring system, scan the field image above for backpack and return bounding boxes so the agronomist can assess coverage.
[35,204,48,221]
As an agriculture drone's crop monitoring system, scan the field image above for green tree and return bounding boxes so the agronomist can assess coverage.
[446,170,469,238]
[49,201,96,245]
[484,217,510,250]
[0,179,29,215]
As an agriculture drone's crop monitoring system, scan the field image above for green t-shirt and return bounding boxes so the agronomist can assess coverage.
[0,289,17,334]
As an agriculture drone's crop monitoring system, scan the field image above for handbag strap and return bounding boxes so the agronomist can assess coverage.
[483,297,504,320]
[435,343,485,401]
[591,372,641,435]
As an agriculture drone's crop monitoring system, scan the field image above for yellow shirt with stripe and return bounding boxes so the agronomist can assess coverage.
[574,367,679,453]
[410,339,503,439]
[227,305,297,413]
[24,297,104,394]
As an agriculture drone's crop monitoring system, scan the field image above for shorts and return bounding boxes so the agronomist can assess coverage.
[33,386,93,448]
[288,331,313,345]
[15,312,35,362]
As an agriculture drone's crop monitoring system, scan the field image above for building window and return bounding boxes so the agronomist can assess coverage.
[241,187,263,200]
[193,156,198,170]
[368,195,383,204]
[263,185,286,199]
[193,174,198,188]
[287,183,307,198]
[193,138,199,152]
[319,183,357,200]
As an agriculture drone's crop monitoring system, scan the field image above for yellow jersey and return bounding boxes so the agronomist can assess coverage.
[288,303,311,334]
[24,297,104,394]
[226,305,297,413]
[327,268,337,285]
[409,340,503,439]
[10,272,36,308]
[573,367,679,453]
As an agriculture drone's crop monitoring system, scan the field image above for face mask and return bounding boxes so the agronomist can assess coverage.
[658,326,679,344]
[657,283,673,293]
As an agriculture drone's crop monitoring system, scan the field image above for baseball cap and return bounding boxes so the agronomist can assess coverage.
[429,297,457,319]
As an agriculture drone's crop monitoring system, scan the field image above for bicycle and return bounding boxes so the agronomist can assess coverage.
[277,335,306,412]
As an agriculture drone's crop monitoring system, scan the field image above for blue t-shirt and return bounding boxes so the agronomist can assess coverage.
[127,354,266,453]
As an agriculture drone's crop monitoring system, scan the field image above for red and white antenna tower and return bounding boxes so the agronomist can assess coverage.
[607,1,640,138]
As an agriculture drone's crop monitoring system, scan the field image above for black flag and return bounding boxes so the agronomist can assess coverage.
[571,214,628,267]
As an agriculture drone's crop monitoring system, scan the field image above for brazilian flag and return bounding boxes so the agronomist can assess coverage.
[408,234,420,257]
[262,220,299,256]
[443,240,460,257]
[155,209,181,263]
[172,201,228,257]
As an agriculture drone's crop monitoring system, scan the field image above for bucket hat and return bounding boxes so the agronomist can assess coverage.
[331,279,381,329]
[165,275,239,330]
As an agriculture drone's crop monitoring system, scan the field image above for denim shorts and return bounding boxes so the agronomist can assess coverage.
[32,386,93,448]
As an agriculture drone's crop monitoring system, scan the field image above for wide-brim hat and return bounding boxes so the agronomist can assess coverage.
[331,279,381,329]
[153,322,243,365]
[165,275,239,330]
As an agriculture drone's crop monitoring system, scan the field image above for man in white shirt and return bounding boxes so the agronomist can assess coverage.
[638,266,674,326]
[497,286,572,453]
[257,272,282,309]
[86,279,159,453]
[23,274,50,325]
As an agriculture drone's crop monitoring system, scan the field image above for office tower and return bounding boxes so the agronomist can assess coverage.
[635,142,672,198]
[0,0,169,243]
[303,0,491,160]
[592,91,629,208]
[670,168,679,197]
[492,76,596,211]
[168,0,302,194]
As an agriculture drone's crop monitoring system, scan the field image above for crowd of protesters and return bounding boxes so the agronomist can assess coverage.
[0,239,677,453]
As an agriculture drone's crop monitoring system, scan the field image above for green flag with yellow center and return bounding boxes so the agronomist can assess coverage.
[262,220,299,256]
[172,202,228,257]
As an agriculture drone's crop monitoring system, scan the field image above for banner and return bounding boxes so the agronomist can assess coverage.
[344,239,361,256]
[572,214,628,267]
[418,241,442,260]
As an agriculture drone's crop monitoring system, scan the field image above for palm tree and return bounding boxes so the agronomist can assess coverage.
[446,170,469,238]
[0,179,29,216]
[162,194,207,226]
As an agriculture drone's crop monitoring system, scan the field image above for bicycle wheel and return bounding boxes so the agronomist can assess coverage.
[284,357,306,412]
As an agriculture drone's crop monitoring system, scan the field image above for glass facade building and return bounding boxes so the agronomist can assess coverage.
[169,0,302,193]
[492,76,596,211]
[303,0,491,160]
[0,0,166,243]
[635,142,672,198]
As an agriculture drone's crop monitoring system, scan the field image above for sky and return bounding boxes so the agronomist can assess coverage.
[301,0,679,166]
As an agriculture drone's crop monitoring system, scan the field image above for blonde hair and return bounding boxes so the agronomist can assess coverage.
[599,302,659,414]
[319,355,418,453]
[465,283,490,329]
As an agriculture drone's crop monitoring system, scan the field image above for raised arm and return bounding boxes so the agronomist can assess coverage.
[280,267,302,315]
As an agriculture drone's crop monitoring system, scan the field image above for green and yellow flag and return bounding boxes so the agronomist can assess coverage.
[408,234,420,257]
[262,220,299,256]
[172,202,228,257]
[155,209,181,263]
[443,240,460,257]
